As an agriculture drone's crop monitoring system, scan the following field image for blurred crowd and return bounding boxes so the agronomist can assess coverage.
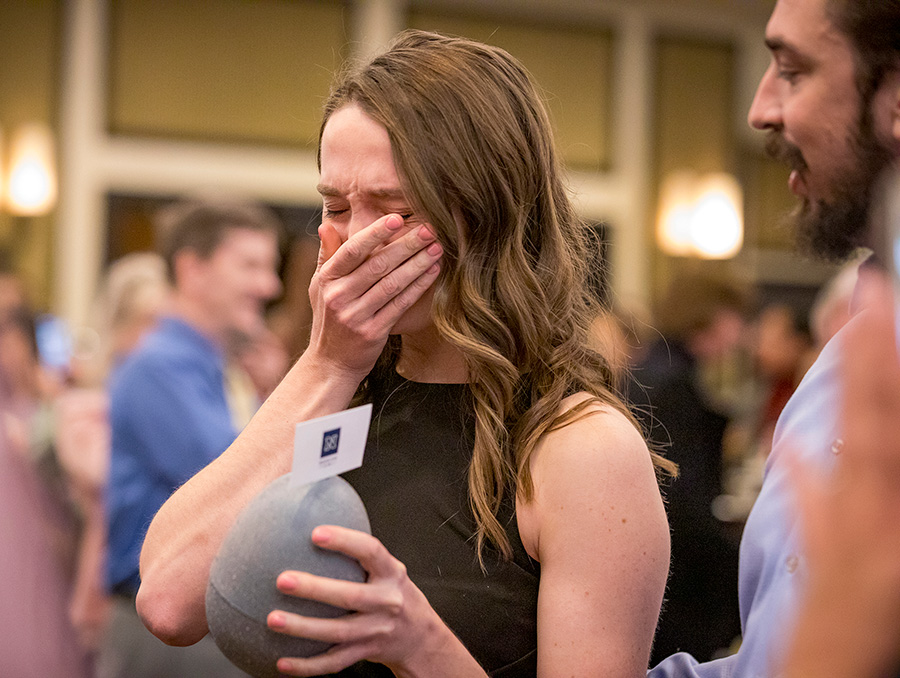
[0,198,304,677]
[0,192,865,675]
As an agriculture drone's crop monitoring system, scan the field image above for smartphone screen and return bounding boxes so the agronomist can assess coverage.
[35,314,72,372]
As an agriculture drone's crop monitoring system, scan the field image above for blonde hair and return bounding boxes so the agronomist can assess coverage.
[88,252,170,378]
[323,30,674,560]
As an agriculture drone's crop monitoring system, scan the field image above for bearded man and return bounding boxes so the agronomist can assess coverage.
[650,1,900,677]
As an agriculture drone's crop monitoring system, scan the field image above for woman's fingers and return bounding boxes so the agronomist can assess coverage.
[273,570,401,616]
[358,227,441,294]
[317,241,442,339]
[266,527,450,676]
[267,609,390,645]
[274,642,374,677]
[270,528,406,612]
[310,525,406,580]
[321,214,407,279]
[324,224,441,297]
[313,216,442,330]
[365,255,441,327]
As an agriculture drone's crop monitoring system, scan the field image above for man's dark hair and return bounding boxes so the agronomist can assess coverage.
[156,198,282,284]
[828,0,900,104]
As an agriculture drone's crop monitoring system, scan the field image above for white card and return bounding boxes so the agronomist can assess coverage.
[291,403,372,486]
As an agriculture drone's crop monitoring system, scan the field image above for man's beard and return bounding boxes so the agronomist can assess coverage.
[765,111,894,263]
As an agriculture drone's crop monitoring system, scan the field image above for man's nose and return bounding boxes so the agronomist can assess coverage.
[257,269,282,300]
[748,62,782,131]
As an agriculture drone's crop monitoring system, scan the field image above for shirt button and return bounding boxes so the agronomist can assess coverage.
[785,555,799,573]
[831,438,844,454]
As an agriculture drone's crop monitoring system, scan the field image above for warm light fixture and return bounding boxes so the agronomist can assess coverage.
[4,122,57,217]
[658,171,743,259]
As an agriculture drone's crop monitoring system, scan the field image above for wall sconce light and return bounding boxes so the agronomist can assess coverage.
[3,122,57,217]
[657,171,743,259]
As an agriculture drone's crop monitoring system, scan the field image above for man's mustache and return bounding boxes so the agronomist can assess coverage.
[765,130,808,173]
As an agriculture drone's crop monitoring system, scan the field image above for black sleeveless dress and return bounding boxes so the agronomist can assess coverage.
[338,372,540,677]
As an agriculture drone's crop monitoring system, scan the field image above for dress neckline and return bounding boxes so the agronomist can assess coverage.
[391,369,469,387]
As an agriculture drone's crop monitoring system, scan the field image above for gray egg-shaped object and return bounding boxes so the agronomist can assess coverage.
[206,474,370,678]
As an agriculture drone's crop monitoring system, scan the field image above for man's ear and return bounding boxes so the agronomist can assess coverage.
[172,249,201,292]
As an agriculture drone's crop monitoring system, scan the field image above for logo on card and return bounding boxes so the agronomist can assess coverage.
[292,404,370,486]
[321,428,340,458]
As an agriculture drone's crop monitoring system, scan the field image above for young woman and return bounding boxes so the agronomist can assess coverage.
[138,30,672,677]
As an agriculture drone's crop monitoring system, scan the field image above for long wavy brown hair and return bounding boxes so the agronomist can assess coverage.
[319,30,675,562]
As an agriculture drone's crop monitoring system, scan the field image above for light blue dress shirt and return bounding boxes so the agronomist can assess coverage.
[650,314,847,678]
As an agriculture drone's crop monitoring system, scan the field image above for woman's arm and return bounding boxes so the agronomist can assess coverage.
[518,398,670,678]
[137,215,442,645]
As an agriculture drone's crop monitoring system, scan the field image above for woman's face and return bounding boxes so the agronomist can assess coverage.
[317,103,437,336]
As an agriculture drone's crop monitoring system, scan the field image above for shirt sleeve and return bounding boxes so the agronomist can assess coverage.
[648,652,735,678]
[110,350,237,489]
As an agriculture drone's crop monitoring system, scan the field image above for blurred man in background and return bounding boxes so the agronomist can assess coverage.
[100,198,281,678]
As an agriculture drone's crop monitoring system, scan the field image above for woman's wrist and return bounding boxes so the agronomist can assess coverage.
[295,346,372,389]
[387,610,488,678]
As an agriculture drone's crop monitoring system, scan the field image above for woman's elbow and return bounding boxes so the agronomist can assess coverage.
[136,579,209,647]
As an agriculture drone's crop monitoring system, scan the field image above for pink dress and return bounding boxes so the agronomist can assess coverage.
[0,420,91,677]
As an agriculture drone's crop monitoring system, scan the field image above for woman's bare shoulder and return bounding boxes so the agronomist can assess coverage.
[517,392,665,561]
[537,392,651,472]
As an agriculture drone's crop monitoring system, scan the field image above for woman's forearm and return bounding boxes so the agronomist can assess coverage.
[136,351,364,645]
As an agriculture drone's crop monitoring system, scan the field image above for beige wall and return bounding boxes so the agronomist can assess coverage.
[0,0,61,309]
[3,0,817,322]
[409,10,615,172]
[0,2,59,126]
[107,0,346,147]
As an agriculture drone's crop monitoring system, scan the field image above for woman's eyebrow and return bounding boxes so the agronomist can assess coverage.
[366,188,407,200]
[316,183,341,197]
[316,184,407,201]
